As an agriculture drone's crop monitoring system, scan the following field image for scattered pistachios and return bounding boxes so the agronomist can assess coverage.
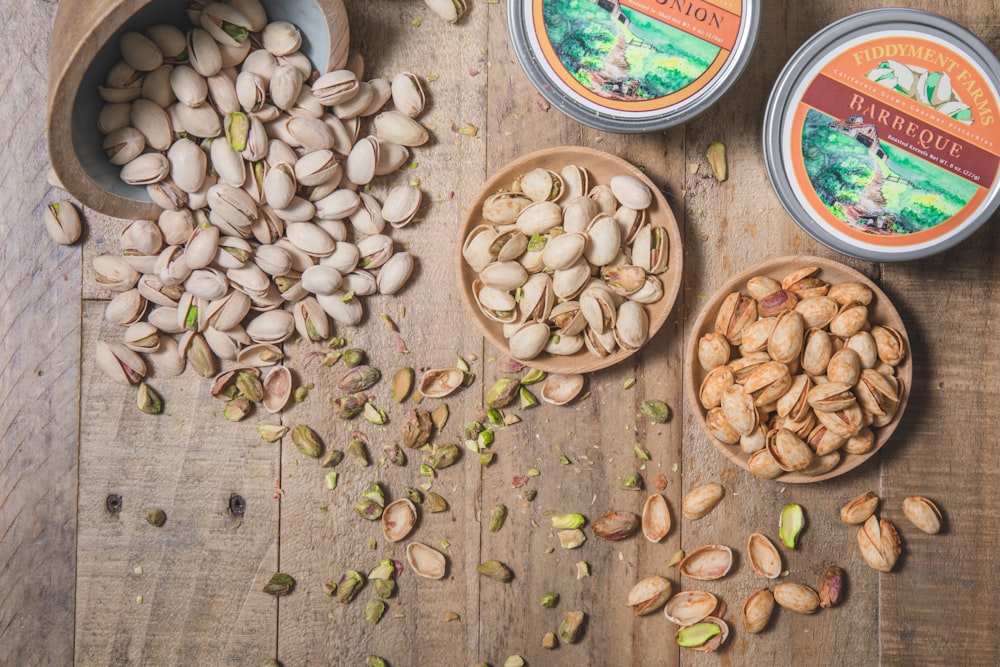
[93,6,427,426]
[540,592,559,609]
[779,503,805,549]
[558,610,586,644]
[639,399,671,423]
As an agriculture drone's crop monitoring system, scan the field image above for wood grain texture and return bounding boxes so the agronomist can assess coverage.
[276,2,490,665]
[0,1,78,665]
[76,302,278,665]
[1,0,996,664]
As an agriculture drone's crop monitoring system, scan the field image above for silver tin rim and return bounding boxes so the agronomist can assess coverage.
[763,8,1000,262]
[508,0,760,134]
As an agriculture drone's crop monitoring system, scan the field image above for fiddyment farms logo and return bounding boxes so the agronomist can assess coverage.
[852,42,996,126]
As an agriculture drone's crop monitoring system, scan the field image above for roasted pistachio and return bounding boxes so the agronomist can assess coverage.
[431,443,460,469]
[621,473,643,490]
[425,491,448,512]
[355,500,383,521]
[347,437,370,466]
[779,503,806,548]
[485,377,520,408]
[337,570,364,603]
[259,425,288,442]
[391,367,415,402]
[818,565,844,608]
[640,399,671,423]
[365,599,386,625]
[136,382,163,414]
[558,529,586,549]
[322,449,345,467]
[263,572,295,596]
[477,560,513,582]
[558,610,585,644]
[342,348,366,367]
[223,397,251,421]
[291,424,323,458]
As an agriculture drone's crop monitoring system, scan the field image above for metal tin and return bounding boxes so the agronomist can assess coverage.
[764,9,1000,261]
[508,0,759,133]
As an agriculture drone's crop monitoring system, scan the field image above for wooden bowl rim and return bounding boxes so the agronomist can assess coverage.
[46,0,350,220]
[684,254,912,483]
[454,145,683,374]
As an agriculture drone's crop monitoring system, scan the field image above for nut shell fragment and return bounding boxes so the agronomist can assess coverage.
[406,542,446,579]
[641,493,671,542]
[678,544,733,581]
[382,499,417,542]
[747,533,782,579]
[626,576,672,616]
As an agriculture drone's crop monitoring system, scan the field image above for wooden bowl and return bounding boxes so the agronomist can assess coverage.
[685,255,912,483]
[47,0,350,219]
[455,146,683,374]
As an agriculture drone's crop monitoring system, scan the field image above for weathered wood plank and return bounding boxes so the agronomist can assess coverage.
[679,2,883,665]
[0,1,78,664]
[877,8,1000,661]
[474,3,690,666]
[275,2,490,665]
[75,302,278,666]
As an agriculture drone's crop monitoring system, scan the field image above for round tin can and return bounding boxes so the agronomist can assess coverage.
[508,0,760,133]
[764,9,1000,261]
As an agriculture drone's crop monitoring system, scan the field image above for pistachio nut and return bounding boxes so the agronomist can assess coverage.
[902,496,942,534]
[44,200,83,245]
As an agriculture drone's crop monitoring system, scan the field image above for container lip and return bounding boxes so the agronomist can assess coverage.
[763,8,1000,261]
[508,0,761,134]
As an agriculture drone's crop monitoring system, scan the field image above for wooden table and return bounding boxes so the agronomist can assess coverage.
[2,1,998,665]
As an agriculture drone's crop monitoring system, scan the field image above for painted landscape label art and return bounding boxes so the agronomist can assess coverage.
[534,0,743,109]
[787,35,1000,246]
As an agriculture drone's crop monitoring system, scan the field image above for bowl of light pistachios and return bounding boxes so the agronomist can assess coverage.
[456,146,683,374]
[47,0,350,219]
[685,255,912,483]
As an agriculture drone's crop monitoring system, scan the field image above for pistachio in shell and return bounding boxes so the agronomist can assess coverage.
[773,582,820,614]
[902,496,942,535]
[591,510,639,540]
[681,482,724,520]
[840,491,879,525]
[857,515,902,572]
[676,617,728,652]
[626,576,672,616]
[742,589,775,634]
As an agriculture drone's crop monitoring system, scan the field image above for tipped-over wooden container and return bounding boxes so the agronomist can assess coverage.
[47,0,350,219]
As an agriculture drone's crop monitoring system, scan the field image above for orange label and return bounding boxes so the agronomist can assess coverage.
[531,0,745,113]
[785,34,1000,247]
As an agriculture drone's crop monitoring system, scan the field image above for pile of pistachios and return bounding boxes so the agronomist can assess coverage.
[90,0,434,412]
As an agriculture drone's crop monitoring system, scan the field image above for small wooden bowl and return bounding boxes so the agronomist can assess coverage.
[455,146,683,374]
[685,255,912,483]
[47,0,350,219]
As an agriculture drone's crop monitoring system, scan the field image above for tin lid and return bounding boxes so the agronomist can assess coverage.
[508,0,759,133]
[764,9,1000,261]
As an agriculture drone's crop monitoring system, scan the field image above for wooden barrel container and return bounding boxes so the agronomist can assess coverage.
[47,0,350,219]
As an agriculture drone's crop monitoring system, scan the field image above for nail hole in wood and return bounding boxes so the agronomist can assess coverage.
[228,494,246,516]
[106,494,123,514]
